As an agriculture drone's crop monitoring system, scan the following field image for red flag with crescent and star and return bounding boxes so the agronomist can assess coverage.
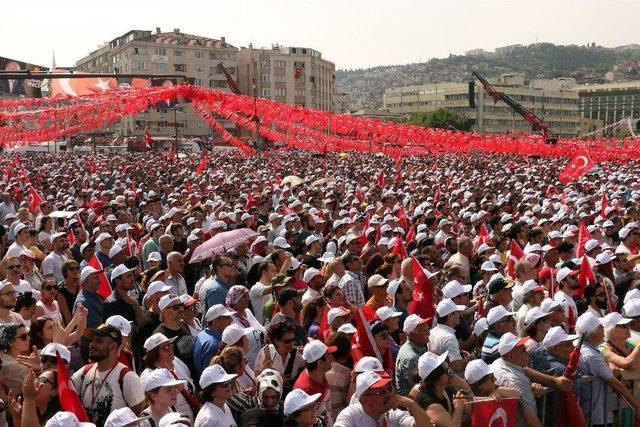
[57,351,89,421]
[558,150,595,185]
[409,257,435,319]
[471,398,518,427]
[27,187,43,214]
[506,240,525,279]
[576,222,591,258]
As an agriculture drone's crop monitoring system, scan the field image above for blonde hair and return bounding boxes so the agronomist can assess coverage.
[211,346,243,374]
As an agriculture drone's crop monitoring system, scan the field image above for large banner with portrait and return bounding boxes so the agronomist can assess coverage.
[0,56,47,98]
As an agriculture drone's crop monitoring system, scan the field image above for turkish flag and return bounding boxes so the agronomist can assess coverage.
[57,351,89,421]
[394,170,402,186]
[576,222,591,258]
[195,152,208,175]
[396,206,408,231]
[359,214,371,248]
[477,224,493,247]
[144,130,153,150]
[27,187,43,214]
[376,171,385,186]
[506,240,525,279]
[600,190,608,218]
[558,151,595,185]
[405,223,416,243]
[88,159,97,174]
[560,340,587,427]
[433,187,441,206]
[576,255,596,297]
[67,229,75,246]
[409,257,435,320]
[471,398,518,427]
[354,307,382,361]
[51,71,118,97]
[87,255,112,299]
[244,193,256,211]
[392,237,407,259]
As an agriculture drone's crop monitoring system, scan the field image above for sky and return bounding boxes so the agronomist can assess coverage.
[3,0,640,70]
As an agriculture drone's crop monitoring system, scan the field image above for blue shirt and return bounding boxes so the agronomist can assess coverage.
[202,276,232,313]
[74,290,103,329]
[481,333,501,364]
[193,328,222,380]
[96,251,112,268]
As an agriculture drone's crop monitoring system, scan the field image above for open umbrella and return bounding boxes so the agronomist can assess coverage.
[189,228,256,264]
[311,177,335,187]
[282,175,303,187]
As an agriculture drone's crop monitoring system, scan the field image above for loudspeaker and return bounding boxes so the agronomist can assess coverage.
[468,82,475,108]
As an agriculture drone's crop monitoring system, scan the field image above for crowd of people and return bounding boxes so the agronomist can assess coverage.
[0,149,637,427]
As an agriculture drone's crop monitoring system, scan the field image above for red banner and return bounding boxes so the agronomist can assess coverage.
[471,398,518,427]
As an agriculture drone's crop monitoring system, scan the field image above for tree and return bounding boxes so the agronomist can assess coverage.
[406,108,472,131]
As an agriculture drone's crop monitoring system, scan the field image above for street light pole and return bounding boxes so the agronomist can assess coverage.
[252,77,262,167]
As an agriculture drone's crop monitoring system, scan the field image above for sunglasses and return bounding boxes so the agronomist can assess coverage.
[0,291,16,297]
[15,333,28,341]
[364,384,394,397]
[7,265,21,270]
[44,285,59,291]
[281,338,296,344]
[168,304,184,311]
[34,376,54,386]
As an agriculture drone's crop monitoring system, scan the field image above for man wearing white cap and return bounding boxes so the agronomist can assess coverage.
[138,281,172,346]
[623,298,640,341]
[104,407,149,427]
[530,326,580,378]
[514,279,545,337]
[575,312,640,425]
[74,266,105,330]
[154,294,196,374]
[553,267,580,330]
[301,234,323,269]
[492,332,543,427]
[41,232,69,282]
[430,299,475,374]
[194,304,234,379]
[301,266,325,305]
[334,370,431,427]
[102,264,141,325]
[294,340,337,425]
[395,314,430,396]
[142,224,164,269]
[482,305,516,364]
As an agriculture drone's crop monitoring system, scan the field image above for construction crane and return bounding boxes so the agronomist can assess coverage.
[217,62,241,95]
[472,71,557,144]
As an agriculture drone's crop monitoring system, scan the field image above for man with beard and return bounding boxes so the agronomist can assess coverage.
[0,281,24,324]
[41,232,69,282]
[553,267,580,331]
[72,324,145,426]
[271,288,307,345]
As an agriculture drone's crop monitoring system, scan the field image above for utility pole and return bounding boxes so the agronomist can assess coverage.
[252,76,262,167]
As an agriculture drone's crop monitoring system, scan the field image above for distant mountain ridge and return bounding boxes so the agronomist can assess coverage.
[336,42,640,109]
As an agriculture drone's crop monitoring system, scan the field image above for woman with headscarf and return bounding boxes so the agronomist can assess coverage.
[226,285,267,367]
[239,369,285,427]
[0,323,31,392]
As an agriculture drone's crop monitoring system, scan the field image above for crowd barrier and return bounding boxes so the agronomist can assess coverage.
[537,370,640,427]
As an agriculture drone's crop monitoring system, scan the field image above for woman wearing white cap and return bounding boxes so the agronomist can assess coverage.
[600,312,640,371]
[139,368,186,427]
[522,307,551,351]
[194,364,238,427]
[283,389,324,427]
[410,351,471,427]
[141,333,196,422]
[464,359,519,402]
[211,346,256,421]
[225,285,267,368]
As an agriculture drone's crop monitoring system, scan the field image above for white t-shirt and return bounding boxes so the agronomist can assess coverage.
[72,363,145,426]
[334,402,416,427]
[194,401,237,427]
[140,357,195,422]
[36,300,63,324]
[249,281,270,322]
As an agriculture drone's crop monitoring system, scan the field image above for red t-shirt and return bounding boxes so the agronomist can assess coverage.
[293,368,329,401]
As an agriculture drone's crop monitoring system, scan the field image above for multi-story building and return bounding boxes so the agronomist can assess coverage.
[76,28,239,142]
[383,74,582,138]
[571,81,640,128]
[237,44,335,111]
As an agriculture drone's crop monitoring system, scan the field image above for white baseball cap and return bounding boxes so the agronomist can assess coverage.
[620,228,631,239]
[199,364,237,389]
[473,318,489,336]
[403,313,430,334]
[464,359,498,385]
[13,223,28,235]
[158,294,182,311]
[584,239,600,252]
[522,279,545,295]
[367,274,389,289]
[436,299,466,317]
[477,243,493,255]
[442,280,472,299]
[80,265,102,283]
[115,224,134,233]
[110,264,134,281]
[524,307,550,328]
[273,237,291,249]
[486,305,515,326]
[142,368,186,392]
[205,304,236,323]
[50,232,67,242]
[104,408,148,427]
[303,267,321,283]
[624,299,640,318]
[376,306,402,322]
[575,312,603,334]
[41,343,71,363]
[353,371,392,400]
[302,340,337,363]
[143,333,177,352]
[318,252,335,263]
[158,413,190,427]
[625,288,640,304]
[480,261,498,272]
[147,251,162,262]
[540,298,563,313]
[498,332,529,355]
[283,388,322,416]
[222,324,254,346]
[556,267,578,283]
[146,281,172,299]
[337,323,357,334]
[105,315,132,337]
[305,235,321,247]
[44,412,96,427]
[354,356,385,373]
[418,351,449,379]
[542,326,578,350]
[327,307,350,325]
[601,312,632,332]
[95,233,113,245]
[595,252,616,265]
[108,245,124,259]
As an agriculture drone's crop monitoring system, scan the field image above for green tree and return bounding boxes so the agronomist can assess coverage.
[406,108,472,131]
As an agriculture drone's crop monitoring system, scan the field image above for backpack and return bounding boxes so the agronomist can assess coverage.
[81,363,132,404]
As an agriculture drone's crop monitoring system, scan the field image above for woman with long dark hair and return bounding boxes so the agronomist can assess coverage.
[300,296,327,340]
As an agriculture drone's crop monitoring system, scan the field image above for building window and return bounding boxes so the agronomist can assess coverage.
[196,121,205,129]
[274,88,286,97]
[155,48,167,56]
[261,88,271,97]
[174,50,185,57]
[295,89,306,97]
[260,60,270,68]
[274,60,286,68]
[174,64,186,72]
[209,52,218,60]
[194,51,204,59]
[260,74,270,82]
[156,63,167,70]
[195,78,204,86]
[209,66,218,75]
[194,65,204,73]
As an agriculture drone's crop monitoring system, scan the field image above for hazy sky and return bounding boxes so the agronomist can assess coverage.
[3,0,640,70]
